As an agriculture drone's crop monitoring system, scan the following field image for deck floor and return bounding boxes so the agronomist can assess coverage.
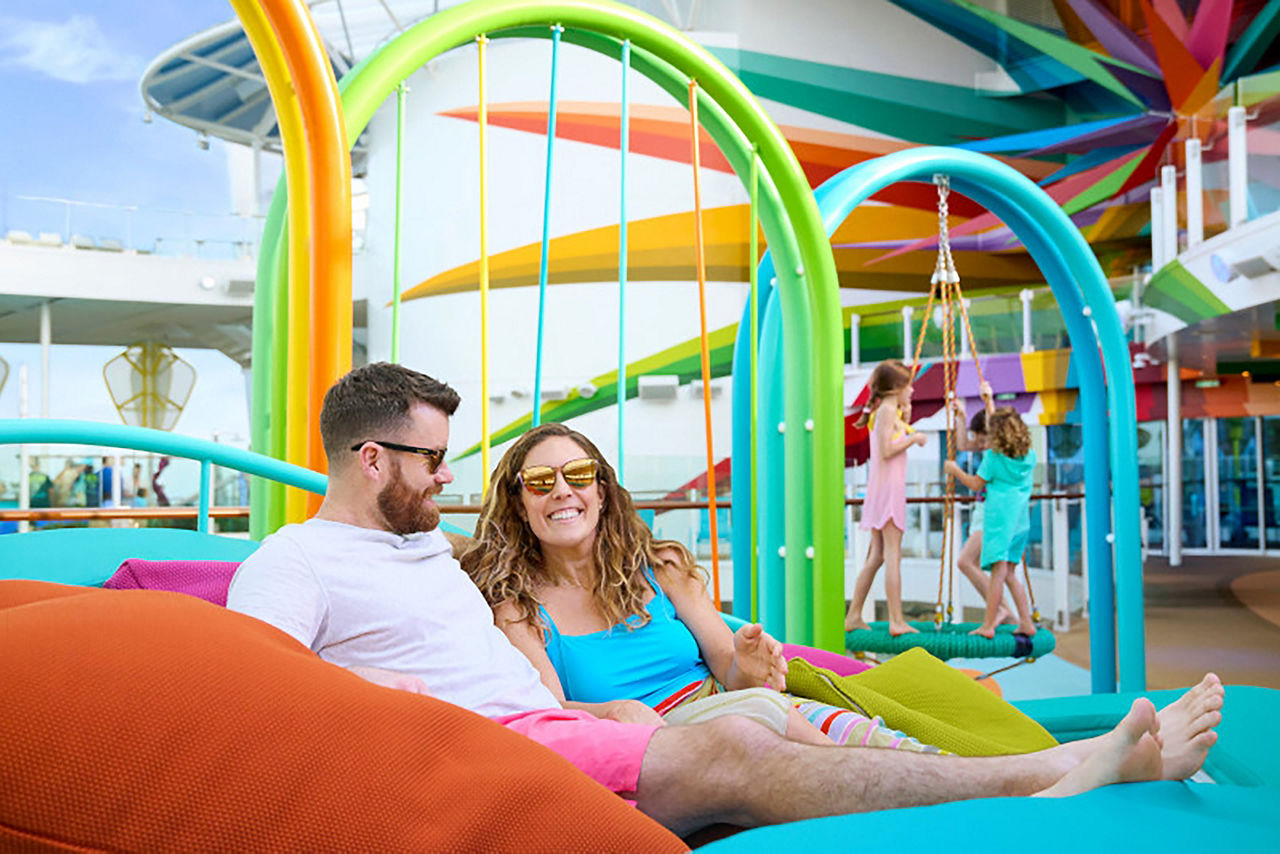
[1051,555,1280,690]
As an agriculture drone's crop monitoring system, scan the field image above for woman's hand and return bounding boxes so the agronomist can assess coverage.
[730,623,788,691]
[598,699,666,726]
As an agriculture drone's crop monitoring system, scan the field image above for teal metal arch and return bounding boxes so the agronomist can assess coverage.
[733,147,1144,692]
[250,0,847,636]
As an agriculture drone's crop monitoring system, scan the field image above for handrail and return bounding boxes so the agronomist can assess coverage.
[0,419,326,533]
[0,492,1085,523]
[425,491,1086,516]
[0,506,251,523]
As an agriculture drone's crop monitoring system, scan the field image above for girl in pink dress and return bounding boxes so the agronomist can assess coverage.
[844,360,928,637]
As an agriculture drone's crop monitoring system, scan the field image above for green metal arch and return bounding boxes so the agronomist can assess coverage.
[252,0,845,630]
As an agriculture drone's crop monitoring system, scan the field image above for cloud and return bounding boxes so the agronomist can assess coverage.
[0,14,143,84]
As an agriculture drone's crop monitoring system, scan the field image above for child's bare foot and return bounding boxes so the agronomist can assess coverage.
[845,616,871,632]
[888,621,918,636]
[969,624,995,639]
[1015,623,1037,637]
[1155,673,1223,779]
[995,605,1015,625]
[1036,698,1162,797]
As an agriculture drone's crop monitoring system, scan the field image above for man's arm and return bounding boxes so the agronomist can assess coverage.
[225,536,328,651]
[493,600,663,725]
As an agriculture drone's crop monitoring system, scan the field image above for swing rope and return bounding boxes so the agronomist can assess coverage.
[532,24,563,428]
[1021,556,1040,623]
[906,175,996,628]
[477,35,492,492]
[688,79,721,608]
[617,40,630,486]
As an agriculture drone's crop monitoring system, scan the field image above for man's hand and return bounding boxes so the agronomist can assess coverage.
[348,665,431,695]
[731,623,788,691]
[597,699,666,726]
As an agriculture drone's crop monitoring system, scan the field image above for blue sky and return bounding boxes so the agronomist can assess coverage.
[0,2,236,232]
[0,3,254,479]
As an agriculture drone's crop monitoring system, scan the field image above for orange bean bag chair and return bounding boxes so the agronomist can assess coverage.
[0,581,687,852]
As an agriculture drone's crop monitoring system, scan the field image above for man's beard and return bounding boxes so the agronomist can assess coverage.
[376,461,440,535]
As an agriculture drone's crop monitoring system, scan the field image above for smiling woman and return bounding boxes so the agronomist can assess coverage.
[462,422,941,751]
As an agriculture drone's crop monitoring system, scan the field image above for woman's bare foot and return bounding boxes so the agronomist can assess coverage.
[1155,673,1223,780]
[1036,698,1162,797]
[969,624,995,639]
[888,621,919,636]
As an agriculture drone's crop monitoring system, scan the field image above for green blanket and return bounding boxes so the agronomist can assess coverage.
[787,648,1057,755]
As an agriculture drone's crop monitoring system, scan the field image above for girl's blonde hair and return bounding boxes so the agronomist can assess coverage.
[854,359,912,429]
[460,422,703,631]
[987,407,1031,458]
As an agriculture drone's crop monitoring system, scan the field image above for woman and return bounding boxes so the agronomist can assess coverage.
[462,422,937,751]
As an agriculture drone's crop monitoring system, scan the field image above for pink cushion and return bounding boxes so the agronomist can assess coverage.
[783,643,872,676]
[104,559,240,606]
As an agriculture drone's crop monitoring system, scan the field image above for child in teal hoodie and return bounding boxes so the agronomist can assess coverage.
[944,407,1037,639]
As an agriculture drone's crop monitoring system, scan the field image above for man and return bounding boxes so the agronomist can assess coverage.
[228,363,1223,836]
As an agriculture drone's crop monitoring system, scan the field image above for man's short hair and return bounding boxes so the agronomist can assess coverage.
[320,362,460,460]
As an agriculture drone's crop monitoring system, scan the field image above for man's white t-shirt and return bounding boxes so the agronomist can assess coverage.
[226,519,558,718]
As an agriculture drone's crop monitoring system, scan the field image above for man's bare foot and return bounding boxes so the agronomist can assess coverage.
[888,620,919,636]
[969,624,995,639]
[1036,698,1162,797]
[1015,623,1037,637]
[1155,673,1223,780]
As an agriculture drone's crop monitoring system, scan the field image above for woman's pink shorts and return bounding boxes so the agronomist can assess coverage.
[495,708,660,798]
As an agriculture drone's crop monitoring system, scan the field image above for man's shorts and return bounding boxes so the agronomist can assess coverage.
[495,708,659,798]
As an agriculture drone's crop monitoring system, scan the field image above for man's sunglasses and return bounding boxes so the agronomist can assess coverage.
[351,440,447,473]
[517,458,599,495]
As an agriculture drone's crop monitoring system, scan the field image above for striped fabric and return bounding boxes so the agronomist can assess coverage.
[793,699,946,753]
[655,676,944,752]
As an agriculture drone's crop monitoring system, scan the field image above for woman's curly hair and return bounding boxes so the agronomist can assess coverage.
[987,407,1031,458]
[460,422,703,631]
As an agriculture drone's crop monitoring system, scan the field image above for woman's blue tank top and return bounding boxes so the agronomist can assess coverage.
[539,566,712,707]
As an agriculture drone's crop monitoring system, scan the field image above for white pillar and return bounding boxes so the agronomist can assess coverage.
[1161,164,1178,257]
[959,299,971,357]
[1150,187,1165,270]
[1185,139,1204,247]
[1053,497,1070,631]
[849,314,860,370]
[39,301,51,418]
[902,305,914,363]
[1020,288,1034,353]
[1167,336,1182,566]
[18,364,30,533]
[1228,105,1248,228]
